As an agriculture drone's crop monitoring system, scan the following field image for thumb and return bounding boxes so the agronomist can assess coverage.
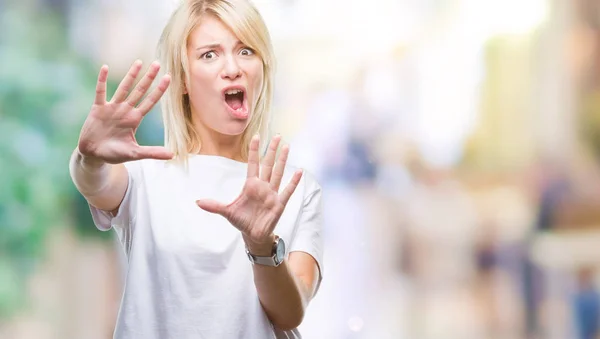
[132,146,174,161]
[196,199,228,215]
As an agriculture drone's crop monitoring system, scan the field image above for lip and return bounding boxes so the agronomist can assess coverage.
[222,85,249,120]
[221,85,247,97]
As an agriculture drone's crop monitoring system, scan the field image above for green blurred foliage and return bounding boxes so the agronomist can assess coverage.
[0,3,93,318]
[0,2,165,319]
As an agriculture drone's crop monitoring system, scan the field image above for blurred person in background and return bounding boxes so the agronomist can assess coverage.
[67,0,323,338]
[572,267,600,339]
[524,159,572,338]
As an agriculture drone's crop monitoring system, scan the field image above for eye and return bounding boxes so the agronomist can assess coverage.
[240,48,254,56]
[201,51,217,60]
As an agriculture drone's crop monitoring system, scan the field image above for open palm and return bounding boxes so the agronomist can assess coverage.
[196,135,303,245]
[78,60,173,164]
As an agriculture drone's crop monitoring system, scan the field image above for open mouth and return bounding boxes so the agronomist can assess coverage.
[224,88,248,119]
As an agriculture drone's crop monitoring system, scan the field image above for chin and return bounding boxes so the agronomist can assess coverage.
[216,119,251,136]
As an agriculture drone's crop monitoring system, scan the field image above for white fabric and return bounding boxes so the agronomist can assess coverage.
[89,155,324,339]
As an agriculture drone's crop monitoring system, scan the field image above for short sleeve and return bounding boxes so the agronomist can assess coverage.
[88,160,140,232]
[289,173,324,295]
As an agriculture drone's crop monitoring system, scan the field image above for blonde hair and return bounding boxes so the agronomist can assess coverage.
[157,0,275,163]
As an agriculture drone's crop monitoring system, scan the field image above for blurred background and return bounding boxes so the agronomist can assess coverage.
[2,0,600,338]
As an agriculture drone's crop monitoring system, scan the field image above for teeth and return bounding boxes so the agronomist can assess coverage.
[225,89,243,95]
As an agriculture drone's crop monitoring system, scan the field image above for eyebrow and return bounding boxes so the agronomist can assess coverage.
[195,41,244,51]
[196,43,220,51]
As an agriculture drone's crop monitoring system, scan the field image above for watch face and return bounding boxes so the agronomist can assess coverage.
[276,238,286,262]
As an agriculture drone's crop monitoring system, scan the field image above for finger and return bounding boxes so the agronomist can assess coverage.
[196,199,227,216]
[246,134,260,178]
[269,144,289,192]
[130,145,174,161]
[137,74,171,116]
[260,135,281,182]
[94,65,109,105]
[279,170,303,206]
[126,61,161,107]
[111,60,143,103]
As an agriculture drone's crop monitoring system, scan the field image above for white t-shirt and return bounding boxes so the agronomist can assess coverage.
[89,155,324,339]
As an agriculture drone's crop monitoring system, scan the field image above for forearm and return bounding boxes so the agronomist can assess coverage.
[245,238,308,331]
[68,148,126,211]
[251,261,308,330]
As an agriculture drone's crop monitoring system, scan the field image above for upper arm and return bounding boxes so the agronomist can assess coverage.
[86,161,141,236]
[287,172,324,302]
[288,251,321,302]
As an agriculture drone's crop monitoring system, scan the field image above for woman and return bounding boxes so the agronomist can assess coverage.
[68,0,323,338]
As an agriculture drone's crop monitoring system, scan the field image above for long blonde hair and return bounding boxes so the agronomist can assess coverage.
[157,0,275,163]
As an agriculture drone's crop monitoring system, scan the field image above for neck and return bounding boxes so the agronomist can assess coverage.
[192,120,245,162]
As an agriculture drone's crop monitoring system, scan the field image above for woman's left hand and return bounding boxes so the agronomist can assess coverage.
[196,135,303,253]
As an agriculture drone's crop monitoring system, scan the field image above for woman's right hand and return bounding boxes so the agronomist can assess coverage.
[77,60,173,165]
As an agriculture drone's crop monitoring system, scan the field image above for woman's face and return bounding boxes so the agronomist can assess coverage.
[186,15,264,136]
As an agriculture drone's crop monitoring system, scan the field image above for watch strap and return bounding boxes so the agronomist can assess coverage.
[245,236,282,267]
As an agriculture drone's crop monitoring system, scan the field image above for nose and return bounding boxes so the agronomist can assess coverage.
[221,55,242,80]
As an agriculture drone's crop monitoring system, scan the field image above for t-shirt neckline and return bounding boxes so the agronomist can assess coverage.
[186,154,248,172]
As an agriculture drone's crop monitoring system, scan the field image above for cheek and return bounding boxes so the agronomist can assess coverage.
[188,70,214,99]
[250,66,264,99]
[187,76,219,116]
[189,69,207,90]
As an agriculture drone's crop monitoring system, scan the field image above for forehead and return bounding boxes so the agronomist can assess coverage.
[189,15,238,46]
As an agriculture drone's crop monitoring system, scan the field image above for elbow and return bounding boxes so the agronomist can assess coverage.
[274,320,303,332]
[272,311,305,331]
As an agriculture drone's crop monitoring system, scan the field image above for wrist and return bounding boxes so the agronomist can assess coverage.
[76,147,106,171]
[243,233,276,256]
